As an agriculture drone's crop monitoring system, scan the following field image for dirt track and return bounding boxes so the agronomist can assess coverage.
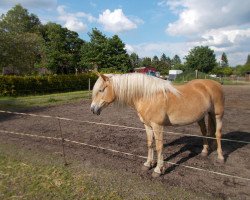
[0,85,250,199]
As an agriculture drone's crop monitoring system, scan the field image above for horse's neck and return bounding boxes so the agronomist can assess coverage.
[131,91,172,110]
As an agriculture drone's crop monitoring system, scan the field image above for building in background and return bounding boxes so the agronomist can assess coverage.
[134,67,159,77]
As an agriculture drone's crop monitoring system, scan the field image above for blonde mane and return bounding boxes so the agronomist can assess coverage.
[93,73,180,105]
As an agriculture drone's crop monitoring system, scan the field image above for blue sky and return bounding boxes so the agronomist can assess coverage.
[1,0,250,66]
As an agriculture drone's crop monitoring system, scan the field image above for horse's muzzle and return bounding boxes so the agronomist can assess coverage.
[90,105,101,115]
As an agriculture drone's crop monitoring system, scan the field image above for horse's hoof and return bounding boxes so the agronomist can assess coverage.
[141,165,151,171]
[200,151,208,157]
[152,171,161,178]
[217,157,225,164]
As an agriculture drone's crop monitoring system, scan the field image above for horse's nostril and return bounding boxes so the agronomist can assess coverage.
[90,106,94,112]
[96,109,101,115]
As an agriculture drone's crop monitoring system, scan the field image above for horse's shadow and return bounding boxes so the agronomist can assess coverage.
[163,131,250,174]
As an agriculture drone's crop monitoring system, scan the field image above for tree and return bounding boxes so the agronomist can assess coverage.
[0,4,41,33]
[151,55,159,69]
[80,28,130,72]
[172,55,181,67]
[42,23,84,74]
[0,31,44,74]
[245,54,250,65]
[141,57,152,67]
[185,46,217,73]
[152,55,159,63]
[234,54,250,76]
[221,52,228,67]
[212,66,233,76]
[154,53,171,75]
[160,53,167,63]
[0,4,44,74]
[107,35,130,72]
[130,53,140,69]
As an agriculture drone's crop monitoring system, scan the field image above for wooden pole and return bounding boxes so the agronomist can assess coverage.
[195,70,198,79]
[88,78,91,99]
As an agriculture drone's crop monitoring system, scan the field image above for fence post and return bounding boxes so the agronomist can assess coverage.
[88,78,91,99]
[195,70,198,79]
[58,118,68,166]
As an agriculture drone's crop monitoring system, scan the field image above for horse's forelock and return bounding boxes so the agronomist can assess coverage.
[92,76,103,98]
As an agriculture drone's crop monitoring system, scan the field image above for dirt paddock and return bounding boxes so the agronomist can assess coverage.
[0,85,250,199]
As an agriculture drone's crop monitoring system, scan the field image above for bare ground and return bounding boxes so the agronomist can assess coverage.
[0,85,249,199]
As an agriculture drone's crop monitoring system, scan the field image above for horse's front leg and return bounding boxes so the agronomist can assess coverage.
[152,124,164,177]
[142,124,155,171]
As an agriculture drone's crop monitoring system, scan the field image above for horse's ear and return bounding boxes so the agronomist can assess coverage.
[100,74,109,82]
[92,70,109,81]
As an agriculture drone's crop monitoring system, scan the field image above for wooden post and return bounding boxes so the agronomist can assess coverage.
[88,78,91,99]
[195,70,198,79]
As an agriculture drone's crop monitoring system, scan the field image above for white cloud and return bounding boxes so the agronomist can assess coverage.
[126,42,191,61]
[98,9,140,33]
[165,0,250,36]
[200,28,250,49]
[127,36,250,66]
[125,44,135,53]
[154,0,250,66]
[57,5,96,33]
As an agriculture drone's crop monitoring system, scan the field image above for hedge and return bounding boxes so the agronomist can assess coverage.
[0,73,98,96]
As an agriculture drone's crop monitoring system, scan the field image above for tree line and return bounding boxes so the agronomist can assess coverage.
[0,5,249,76]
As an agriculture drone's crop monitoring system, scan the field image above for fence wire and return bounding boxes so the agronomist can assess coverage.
[1,110,250,145]
[0,129,249,182]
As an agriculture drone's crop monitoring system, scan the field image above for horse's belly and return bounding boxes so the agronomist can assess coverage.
[167,111,206,126]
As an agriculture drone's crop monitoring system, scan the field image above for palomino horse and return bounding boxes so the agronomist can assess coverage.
[90,73,225,177]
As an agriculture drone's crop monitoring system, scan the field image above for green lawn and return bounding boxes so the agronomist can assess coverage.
[0,90,91,109]
[0,143,121,200]
[0,142,210,200]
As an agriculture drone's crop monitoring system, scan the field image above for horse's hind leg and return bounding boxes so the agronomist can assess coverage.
[215,114,225,162]
[142,124,155,171]
[198,117,209,156]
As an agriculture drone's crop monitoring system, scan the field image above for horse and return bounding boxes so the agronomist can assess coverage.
[90,73,225,177]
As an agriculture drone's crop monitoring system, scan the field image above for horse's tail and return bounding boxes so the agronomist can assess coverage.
[208,112,216,148]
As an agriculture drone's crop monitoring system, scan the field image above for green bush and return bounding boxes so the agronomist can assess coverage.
[0,73,98,96]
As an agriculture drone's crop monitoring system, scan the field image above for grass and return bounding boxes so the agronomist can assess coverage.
[0,90,91,109]
[0,143,121,200]
[0,141,213,200]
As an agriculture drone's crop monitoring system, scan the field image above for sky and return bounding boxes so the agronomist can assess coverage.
[0,0,250,66]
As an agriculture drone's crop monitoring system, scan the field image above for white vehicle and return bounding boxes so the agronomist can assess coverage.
[168,70,183,80]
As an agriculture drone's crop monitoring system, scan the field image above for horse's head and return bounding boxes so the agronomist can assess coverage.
[91,73,115,115]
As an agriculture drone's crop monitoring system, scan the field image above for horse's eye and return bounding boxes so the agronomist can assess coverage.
[99,89,104,92]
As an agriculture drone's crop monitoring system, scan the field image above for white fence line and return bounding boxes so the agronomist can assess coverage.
[1,110,250,145]
[0,129,249,182]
